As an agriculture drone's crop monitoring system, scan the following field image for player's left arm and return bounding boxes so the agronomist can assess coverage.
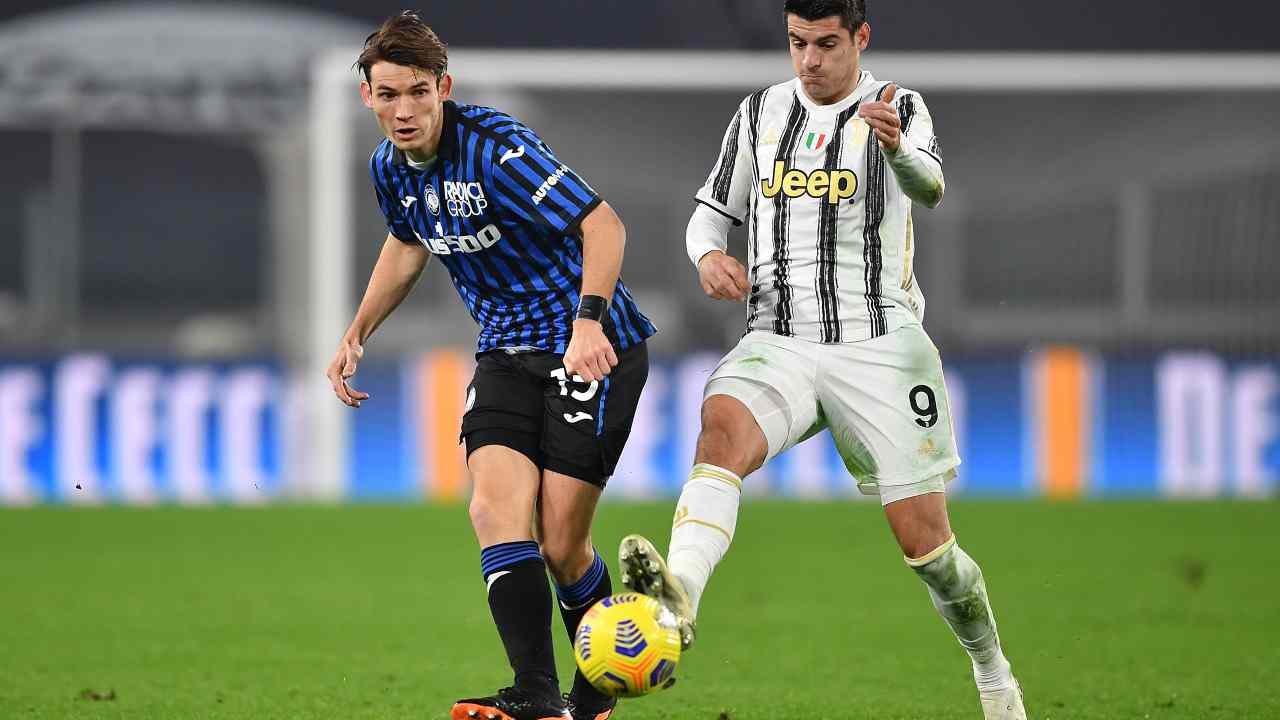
[486,131,621,382]
[857,84,946,209]
[563,201,625,383]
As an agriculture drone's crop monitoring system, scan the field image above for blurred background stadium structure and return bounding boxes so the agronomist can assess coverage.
[1,1,1278,504]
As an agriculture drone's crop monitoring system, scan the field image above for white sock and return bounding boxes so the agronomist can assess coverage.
[908,537,1014,693]
[667,463,742,616]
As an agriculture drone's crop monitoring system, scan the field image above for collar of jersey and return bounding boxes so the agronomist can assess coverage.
[793,69,875,114]
[393,100,460,173]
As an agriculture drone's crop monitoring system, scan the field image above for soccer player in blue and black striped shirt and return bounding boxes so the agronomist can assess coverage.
[325,12,655,720]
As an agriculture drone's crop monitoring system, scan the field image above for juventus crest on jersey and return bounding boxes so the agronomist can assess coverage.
[695,71,944,344]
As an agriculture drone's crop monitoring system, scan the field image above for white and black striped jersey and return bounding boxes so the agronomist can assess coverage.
[692,71,945,343]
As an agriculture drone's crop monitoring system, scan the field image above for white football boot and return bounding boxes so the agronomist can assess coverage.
[980,678,1027,719]
[617,534,696,649]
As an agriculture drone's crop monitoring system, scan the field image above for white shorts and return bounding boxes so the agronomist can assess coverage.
[705,325,960,498]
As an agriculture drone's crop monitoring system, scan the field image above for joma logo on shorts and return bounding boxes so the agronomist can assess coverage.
[760,161,858,203]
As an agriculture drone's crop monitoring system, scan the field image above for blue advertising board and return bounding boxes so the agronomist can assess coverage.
[1,350,1276,504]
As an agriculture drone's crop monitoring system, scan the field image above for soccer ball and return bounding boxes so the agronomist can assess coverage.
[573,593,681,698]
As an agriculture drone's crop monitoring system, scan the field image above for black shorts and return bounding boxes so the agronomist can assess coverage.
[460,342,648,488]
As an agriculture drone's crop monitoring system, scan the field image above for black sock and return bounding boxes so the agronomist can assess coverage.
[480,542,559,700]
[554,550,614,706]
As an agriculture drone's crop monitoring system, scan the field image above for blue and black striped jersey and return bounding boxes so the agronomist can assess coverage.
[369,101,656,354]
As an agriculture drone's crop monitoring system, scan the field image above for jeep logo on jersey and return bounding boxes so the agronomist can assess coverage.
[532,165,569,205]
[444,181,488,217]
[414,222,503,255]
[760,161,859,204]
[425,186,441,215]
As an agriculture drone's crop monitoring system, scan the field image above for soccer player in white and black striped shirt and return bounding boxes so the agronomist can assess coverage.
[619,2,1027,718]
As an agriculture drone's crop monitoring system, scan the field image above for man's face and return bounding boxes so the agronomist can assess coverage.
[786,14,870,104]
[360,61,452,157]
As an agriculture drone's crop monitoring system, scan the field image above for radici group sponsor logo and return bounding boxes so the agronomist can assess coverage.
[444,181,487,217]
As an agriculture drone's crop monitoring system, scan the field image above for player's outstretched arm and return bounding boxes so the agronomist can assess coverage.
[563,201,625,383]
[326,233,430,407]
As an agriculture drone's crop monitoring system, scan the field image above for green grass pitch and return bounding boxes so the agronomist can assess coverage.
[2,501,1277,719]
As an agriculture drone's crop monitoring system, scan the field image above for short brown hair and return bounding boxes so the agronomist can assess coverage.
[355,11,448,84]
[784,0,867,34]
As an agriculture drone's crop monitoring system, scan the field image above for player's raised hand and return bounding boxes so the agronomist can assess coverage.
[857,83,902,152]
[326,340,370,408]
[563,318,619,383]
[697,250,749,302]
